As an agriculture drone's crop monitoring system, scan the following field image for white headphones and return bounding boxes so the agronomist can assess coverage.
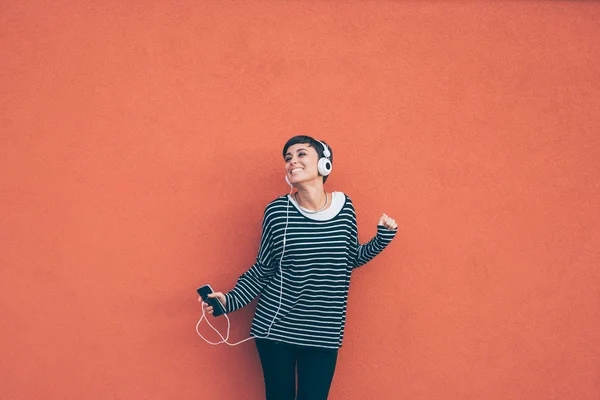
[316,140,332,177]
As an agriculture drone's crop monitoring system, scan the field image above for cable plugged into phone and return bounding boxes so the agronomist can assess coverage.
[196,284,254,346]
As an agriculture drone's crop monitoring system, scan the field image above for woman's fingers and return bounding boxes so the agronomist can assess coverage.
[379,213,397,230]
[204,303,214,314]
[198,296,214,313]
[208,292,227,307]
[387,218,397,230]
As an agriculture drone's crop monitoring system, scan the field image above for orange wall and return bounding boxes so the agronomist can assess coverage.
[1,1,599,399]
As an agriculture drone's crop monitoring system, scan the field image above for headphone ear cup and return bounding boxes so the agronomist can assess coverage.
[317,157,332,176]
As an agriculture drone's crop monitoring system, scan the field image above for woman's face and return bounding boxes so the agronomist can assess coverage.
[284,143,321,185]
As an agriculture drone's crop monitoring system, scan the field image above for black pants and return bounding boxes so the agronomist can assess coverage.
[255,339,338,400]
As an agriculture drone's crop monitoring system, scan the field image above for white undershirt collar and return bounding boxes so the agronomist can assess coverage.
[287,192,346,221]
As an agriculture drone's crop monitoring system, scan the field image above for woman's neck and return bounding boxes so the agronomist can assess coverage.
[294,183,328,211]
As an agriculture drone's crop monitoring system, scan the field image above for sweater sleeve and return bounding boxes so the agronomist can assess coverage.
[345,196,397,269]
[349,224,397,269]
[224,208,275,313]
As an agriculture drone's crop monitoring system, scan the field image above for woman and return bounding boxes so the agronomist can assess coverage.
[202,136,397,400]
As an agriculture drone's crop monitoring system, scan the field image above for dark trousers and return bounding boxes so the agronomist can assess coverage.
[255,339,338,400]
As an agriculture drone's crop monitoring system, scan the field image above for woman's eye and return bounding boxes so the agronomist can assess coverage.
[298,153,306,157]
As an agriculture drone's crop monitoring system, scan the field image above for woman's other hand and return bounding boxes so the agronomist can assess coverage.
[198,292,226,314]
[378,213,398,231]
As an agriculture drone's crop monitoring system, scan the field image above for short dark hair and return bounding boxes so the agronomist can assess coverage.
[282,135,333,183]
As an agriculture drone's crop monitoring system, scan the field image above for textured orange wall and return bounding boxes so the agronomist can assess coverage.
[1,1,599,399]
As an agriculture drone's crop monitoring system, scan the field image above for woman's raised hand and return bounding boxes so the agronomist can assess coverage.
[378,213,398,231]
[198,292,226,314]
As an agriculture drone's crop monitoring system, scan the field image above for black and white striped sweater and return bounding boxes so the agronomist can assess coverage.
[224,193,397,349]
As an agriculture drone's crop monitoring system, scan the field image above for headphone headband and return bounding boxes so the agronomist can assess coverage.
[316,140,331,158]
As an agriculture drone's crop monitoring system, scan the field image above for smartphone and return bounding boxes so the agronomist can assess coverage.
[197,284,226,317]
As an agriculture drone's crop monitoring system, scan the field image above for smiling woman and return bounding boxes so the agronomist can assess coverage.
[200,135,398,400]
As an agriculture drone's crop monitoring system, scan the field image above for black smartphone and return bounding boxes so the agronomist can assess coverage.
[197,284,226,317]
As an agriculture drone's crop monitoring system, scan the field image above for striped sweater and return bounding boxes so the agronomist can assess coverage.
[224,193,397,349]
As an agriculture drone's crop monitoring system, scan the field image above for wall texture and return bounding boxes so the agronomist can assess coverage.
[1,1,599,399]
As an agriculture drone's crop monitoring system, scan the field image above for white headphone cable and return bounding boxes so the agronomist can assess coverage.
[196,184,293,346]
